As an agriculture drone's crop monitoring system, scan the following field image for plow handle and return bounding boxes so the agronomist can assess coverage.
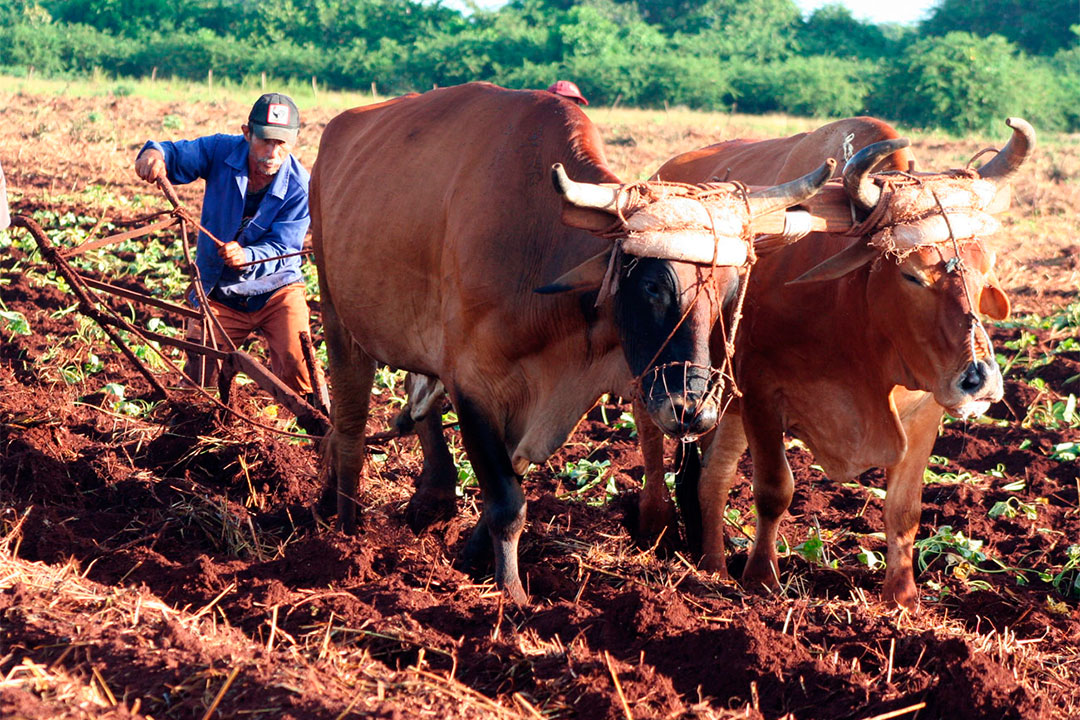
[157,177,182,210]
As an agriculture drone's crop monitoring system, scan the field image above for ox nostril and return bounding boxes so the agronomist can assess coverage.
[690,402,718,435]
[959,362,987,393]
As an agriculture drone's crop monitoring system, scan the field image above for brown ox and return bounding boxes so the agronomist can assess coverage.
[638,116,1034,608]
[310,83,830,602]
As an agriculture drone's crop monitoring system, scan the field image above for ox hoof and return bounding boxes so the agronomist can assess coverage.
[741,558,781,595]
[460,522,494,577]
[500,580,529,605]
[624,497,679,552]
[882,577,919,610]
[404,493,457,534]
[699,553,731,579]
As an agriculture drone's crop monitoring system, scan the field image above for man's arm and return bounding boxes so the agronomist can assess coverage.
[134,136,223,186]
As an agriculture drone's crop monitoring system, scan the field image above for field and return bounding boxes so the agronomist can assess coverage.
[1,80,1079,720]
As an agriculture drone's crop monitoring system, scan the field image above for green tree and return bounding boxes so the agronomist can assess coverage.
[729,55,876,117]
[870,31,1025,133]
[921,0,1079,56]
[798,4,905,60]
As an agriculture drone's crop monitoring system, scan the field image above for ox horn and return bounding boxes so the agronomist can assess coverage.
[843,138,912,212]
[746,159,835,217]
[551,163,634,215]
[976,117,1036,184]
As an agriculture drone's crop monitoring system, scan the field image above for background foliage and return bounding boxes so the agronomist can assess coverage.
[1,0,1077,132]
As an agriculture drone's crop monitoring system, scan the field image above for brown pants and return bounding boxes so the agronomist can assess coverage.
[185,283,313,394]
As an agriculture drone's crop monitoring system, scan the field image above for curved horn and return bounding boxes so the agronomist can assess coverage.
[746,159,835,217]
[842,138,911,212]
[551,163,630,214]
[976,117,1036,184]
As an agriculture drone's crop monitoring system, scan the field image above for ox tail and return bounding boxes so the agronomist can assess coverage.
[674,441,703,558]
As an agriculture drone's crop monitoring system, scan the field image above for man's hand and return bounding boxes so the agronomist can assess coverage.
[219,241,248,270]
[135,149,167,183]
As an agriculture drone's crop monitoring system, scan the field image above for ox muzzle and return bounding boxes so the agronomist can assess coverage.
[640,361,723,439]
[947,356,1004,419]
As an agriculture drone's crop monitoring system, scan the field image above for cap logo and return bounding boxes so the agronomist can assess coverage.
[265,103,291,126]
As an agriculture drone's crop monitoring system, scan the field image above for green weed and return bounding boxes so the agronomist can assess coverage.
[0,295,32,338]
[557,458,617,506]
[988,496,1040,521]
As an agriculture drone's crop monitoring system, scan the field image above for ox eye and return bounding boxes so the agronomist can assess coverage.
[902,271,927,287]
[642,279,662,298]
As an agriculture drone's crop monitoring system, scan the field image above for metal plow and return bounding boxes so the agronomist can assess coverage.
[8,179,330,438]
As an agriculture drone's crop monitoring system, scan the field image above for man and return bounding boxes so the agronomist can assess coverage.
[135,93,313,398]
[546,80,589,106]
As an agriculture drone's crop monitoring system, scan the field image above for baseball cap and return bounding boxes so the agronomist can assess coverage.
[547,80,588,106]
[248,93,300,144]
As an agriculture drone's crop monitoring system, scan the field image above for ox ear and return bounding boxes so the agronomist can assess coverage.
[979,274,1010,320]
[786,241,878,285]
[535,250,610,295]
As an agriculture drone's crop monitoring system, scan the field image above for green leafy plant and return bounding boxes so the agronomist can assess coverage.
[787,520,839,569]
[613,411,637,436]
[988,496,1039,521]
[0,308,32,338]
[1052,545,1080,599]
[557,458,617,506]
[856,546,885,570]
[913,525,1028,591]
[559,458,611,488]
[923,466,981,485]
[1047,442,1078,462]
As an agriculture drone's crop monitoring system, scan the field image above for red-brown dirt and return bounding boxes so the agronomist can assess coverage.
[1,89,1078,720]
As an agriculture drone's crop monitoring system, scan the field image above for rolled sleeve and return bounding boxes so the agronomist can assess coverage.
[139,136,224,185]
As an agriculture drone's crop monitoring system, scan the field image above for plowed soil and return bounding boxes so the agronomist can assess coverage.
[1,88,1078,720]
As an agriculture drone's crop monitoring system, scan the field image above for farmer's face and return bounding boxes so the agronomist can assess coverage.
[242,125,292,178]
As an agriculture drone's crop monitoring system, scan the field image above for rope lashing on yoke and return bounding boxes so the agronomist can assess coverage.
[591,177,755,306]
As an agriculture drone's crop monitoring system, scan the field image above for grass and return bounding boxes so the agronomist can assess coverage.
[0,72,386,115]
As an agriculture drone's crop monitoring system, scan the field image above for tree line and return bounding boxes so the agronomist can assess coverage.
[1,0,1077,133]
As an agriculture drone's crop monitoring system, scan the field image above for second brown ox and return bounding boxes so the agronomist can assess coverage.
[639,116,1034,608]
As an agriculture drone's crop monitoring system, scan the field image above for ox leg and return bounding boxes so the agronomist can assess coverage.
[697,414,747,576]
[882,394,942,609]
[634,399,677,548]
[742,412,792,592]
[405,410,458,532]
[455,394,528,604]
[319,295,376,534]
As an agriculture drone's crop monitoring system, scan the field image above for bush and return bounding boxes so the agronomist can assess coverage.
[0,21,133,75]
[870,32,1025,133]
[729,55,877,118]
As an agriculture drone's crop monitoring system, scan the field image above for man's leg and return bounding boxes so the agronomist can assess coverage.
[183,302,253,387]
[257,283,314,395]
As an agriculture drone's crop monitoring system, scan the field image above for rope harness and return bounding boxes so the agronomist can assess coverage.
[587,179,757,435]
[847,166,999,371]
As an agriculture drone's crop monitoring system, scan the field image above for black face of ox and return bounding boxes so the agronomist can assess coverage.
[616,257,733,438]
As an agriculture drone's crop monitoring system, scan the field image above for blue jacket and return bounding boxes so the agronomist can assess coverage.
[140,134,310,303]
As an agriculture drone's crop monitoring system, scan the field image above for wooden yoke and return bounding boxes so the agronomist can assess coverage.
[749,184,856,238]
